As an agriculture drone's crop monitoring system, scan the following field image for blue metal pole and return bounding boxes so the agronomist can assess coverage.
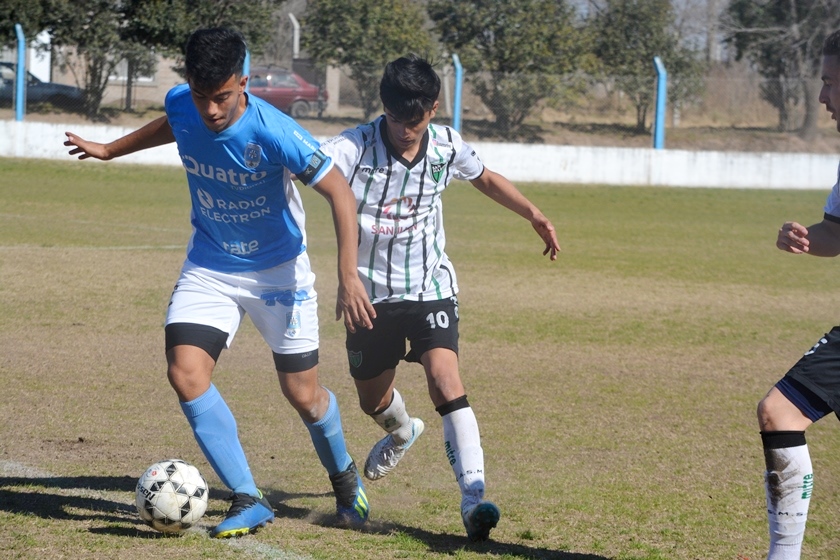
[452,53,463,132]
[653,56,667,149]
[14,23,25,121]
[243,50,250,92]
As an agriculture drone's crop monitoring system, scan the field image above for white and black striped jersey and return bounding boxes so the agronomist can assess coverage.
[321,116,484,303]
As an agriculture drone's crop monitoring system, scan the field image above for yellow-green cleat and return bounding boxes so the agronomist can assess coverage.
[330,461,370,525]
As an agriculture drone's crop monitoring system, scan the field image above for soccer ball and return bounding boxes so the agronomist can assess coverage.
[135,459,209,533]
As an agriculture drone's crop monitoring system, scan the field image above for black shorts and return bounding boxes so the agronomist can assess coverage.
[346,297,459,380]
[780,326,840,421]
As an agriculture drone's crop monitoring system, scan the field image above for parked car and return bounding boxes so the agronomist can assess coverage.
[0,62,84,110]
[248,66,326,119]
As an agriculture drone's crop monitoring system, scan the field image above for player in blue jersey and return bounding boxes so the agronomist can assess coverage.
[759,30,840,560]
[320,55,559,542]
[64,27,375,538]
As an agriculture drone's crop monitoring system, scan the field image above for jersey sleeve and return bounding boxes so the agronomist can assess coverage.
[261,108,334,186]
[823,162,840,221]
[450,131,484,181]
[164,84,190,121]
[319,129,363,179]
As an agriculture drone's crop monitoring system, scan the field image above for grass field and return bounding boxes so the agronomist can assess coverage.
[2,157,840,560]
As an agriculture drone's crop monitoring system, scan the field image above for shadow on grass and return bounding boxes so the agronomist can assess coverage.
[0,474,159,536]
[357,520,611,560]
[0,477,611,557]
[267,489,611,560]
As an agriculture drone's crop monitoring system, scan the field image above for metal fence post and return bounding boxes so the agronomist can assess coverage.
[452,53,463,132]
[653,56,667,150]
[15,23,25,121]
[244,50,250,93]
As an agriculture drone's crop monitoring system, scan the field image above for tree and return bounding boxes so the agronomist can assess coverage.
[44,0,126,119]
[0,0,47,48]
[591,0,706,133]
[724,0,840,139]
[301,0,433,122]
[10,0,284,120]
[427,0,588,138]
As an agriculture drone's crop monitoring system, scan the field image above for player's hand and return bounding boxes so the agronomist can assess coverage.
[64,132,110,160]
[777,221,810,254]
[531,213,560,261]
[335,277,376,333]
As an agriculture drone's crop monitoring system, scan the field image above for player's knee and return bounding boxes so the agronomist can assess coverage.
[757,389,809,432]
[757,396,774,429]
[166,360,212,402]
[359,395,383,416]
[280,379,323,422]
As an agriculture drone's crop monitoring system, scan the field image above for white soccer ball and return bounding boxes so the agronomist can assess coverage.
[136,459,209,533]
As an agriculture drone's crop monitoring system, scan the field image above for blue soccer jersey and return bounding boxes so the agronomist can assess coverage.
[165,84,333,272]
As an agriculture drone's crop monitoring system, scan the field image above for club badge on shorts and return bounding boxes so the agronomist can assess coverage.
[348,350,363,368]
[286,310,301,338]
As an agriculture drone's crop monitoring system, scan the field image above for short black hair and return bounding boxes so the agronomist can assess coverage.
[379,54,440,122]
[184,27,246,91]
[823,30,840,56]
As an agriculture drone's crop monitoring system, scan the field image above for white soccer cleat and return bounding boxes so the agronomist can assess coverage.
[364,417,425,480]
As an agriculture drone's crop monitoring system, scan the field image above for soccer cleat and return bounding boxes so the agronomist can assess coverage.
[462,501,500,542]
[210,490,275,538]
[330,461,369,525]
[364,417,425,481]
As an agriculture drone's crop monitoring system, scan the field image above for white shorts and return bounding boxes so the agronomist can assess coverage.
[165,253,319,355]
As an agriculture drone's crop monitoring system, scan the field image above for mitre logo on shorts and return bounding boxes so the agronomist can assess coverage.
[348,350,363,368]
[430,161,446,183]
[261,289,310,307]
[244,142,262,169]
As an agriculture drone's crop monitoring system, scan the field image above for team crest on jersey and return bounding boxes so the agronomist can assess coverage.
[430,161,446,183]
[244,142,262,169]
[348,350,363,368]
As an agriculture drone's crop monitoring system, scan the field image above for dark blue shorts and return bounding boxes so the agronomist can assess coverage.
[778,326,840,422]
[346,297,459,380]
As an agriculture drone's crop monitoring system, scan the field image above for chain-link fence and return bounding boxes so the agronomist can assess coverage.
[330,64,839,153]
[2,55,839,155]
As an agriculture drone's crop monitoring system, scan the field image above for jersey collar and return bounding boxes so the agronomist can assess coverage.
[379,117,429,169]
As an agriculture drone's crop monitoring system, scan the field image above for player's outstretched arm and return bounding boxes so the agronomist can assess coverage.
[310,167,376,332]
[777,219,840,257]
[470,168,560,261]
[64,116,175,161]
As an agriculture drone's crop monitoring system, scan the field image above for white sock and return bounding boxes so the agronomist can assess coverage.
[371,388,413,444]
[441,406,485,511]
[764,438,812,560]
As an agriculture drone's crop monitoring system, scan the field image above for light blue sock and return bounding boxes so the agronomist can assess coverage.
[304,389,352,476]
[180,383,259,496]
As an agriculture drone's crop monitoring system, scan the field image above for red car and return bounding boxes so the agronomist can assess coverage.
[248,66,326,118]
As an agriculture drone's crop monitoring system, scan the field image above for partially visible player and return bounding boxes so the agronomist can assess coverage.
[320,54,559,542]
[64,27,374,537]
[758,29,840,560]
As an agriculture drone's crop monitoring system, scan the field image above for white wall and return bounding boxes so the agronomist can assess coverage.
[2,120,837,190]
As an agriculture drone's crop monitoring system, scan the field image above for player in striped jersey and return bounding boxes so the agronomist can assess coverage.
[320,54,560,542]
[759,30,840,560]
[64,28,374,537]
